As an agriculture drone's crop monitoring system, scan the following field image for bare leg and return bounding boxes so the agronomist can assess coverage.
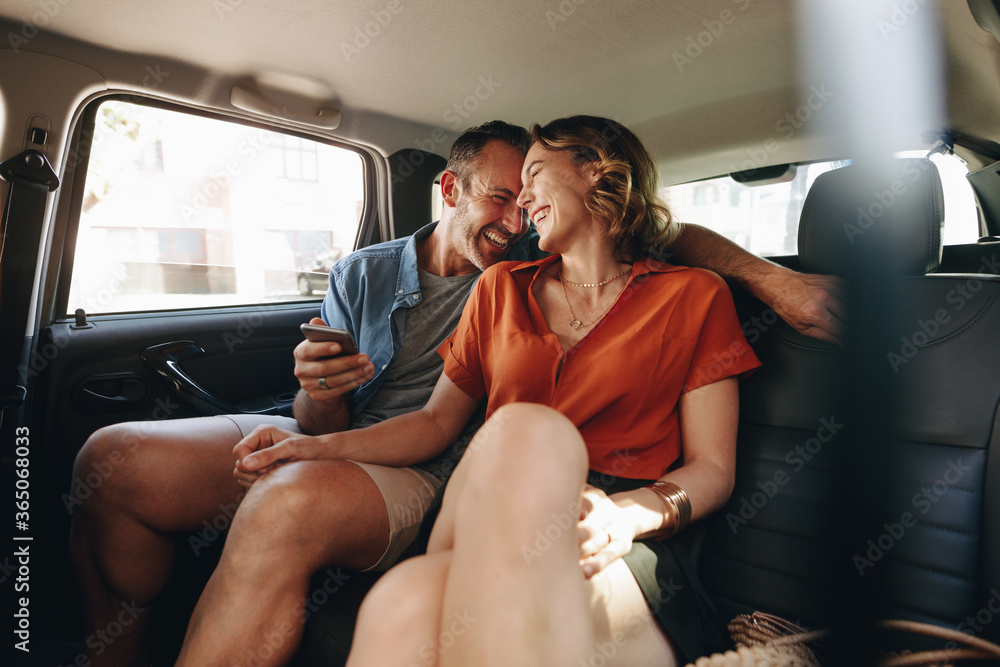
[175,459,391,667]
[434,403,594,667]
[346,552,451,667]
[70,417,249,667]
[581,559,679,667]
[429,403,679,667]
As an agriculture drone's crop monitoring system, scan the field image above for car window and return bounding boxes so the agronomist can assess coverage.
[660,153,978,257]
[895,150,979,246]
[68,99,365,315]
[660,161,847,257]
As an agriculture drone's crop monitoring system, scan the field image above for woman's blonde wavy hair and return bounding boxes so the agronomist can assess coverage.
[529,116,677,262]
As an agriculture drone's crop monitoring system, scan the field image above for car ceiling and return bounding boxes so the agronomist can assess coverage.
[1,0,1000,182]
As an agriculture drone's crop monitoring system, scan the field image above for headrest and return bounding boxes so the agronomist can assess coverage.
[797,159,944,276]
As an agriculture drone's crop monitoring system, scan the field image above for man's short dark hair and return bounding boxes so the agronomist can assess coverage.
[445,121,530,187]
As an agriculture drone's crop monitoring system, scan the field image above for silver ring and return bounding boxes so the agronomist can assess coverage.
[318,376,328,390]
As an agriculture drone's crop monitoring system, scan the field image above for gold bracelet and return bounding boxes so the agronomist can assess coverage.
[647,480,692,539]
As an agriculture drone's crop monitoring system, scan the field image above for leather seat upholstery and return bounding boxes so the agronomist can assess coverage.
[698,159,1000,646]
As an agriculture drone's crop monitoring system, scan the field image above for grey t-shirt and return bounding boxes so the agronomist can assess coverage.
[352,268,483,479]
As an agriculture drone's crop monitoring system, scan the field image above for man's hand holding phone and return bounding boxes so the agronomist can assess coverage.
[293,317,375,404]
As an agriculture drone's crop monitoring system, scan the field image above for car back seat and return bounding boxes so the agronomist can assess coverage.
[698,158,1000,649]
[294,158,1000,665]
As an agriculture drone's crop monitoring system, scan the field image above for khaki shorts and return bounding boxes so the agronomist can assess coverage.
[223,413,442,572]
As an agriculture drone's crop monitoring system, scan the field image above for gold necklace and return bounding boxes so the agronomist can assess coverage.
[558,269,631,330]
[560,265,632,288]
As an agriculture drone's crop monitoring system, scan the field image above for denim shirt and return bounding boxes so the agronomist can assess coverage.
[320,222,539,420]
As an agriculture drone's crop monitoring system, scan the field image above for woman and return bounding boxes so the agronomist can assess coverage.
[336,115,762,666]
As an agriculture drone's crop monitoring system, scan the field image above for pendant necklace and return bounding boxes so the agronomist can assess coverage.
[558,265,633,330]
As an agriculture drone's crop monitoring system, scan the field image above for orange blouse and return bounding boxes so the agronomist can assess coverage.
[439,254,761,480]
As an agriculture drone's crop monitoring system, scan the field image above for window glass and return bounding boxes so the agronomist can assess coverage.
[660,161,847,257]
[431,173,444,222]
[895,151,979,245]
[659,153,979,257]
[69,99,364,314]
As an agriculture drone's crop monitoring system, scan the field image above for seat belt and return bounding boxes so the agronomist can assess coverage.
[0,149,60,421]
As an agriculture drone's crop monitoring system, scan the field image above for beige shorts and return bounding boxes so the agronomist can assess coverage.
[223,413,442,572]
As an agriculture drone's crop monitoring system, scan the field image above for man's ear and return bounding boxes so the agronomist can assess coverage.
[440,170,461,209]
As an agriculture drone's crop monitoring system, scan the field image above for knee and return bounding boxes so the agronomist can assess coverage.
[471,403,588,486]
[461,404,588,519]
[356,558,442,636]
[70,423,149,513]
[230,462,325,540]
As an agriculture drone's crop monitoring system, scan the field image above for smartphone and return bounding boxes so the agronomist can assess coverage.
[300,323,359,356]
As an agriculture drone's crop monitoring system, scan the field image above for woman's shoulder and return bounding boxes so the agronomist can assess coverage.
[641,258,728,293]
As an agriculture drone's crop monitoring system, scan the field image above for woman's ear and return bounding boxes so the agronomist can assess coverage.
[582,162,603,187]
[440,170,461,208]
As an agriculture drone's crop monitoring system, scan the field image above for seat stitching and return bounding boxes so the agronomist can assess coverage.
[884,557,975,584]
[701,554,825,585]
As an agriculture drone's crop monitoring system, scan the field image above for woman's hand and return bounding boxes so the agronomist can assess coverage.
[231,425,332,489]
[577,485,636,579]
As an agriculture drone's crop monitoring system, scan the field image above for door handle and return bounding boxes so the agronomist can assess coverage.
[141,340,277,415]
[75,373,150,410]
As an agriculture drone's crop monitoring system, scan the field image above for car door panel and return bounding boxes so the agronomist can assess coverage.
[33,305,315,470]
[20,302,318,645]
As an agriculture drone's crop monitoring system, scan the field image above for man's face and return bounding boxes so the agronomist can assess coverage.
[448,140,527,271]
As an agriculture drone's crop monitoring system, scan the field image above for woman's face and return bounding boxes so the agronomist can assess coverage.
[516,142,600,254]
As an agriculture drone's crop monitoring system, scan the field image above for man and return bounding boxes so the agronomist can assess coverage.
[71,121,842,667]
